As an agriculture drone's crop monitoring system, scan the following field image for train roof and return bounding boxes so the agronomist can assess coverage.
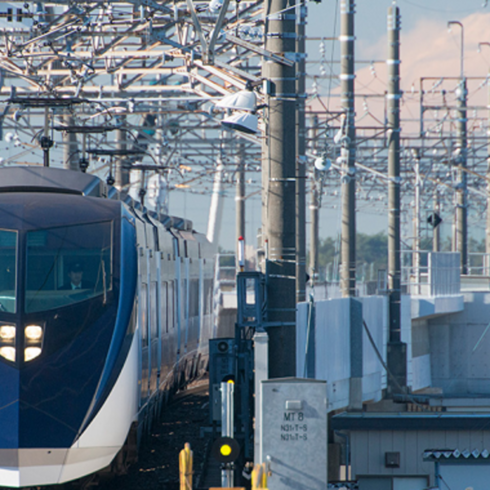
[0,166,106,197]
[0,166,195,232]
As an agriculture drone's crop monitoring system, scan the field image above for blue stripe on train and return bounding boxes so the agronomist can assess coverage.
[79,210,138,432]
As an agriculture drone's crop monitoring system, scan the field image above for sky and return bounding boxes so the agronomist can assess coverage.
[168,0,490,252]
[3,1,488,253]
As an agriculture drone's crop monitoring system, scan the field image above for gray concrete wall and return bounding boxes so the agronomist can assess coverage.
[412,319,430,358]
[411,318,431,393]
[429,292,490,394]
[296,295,414,410]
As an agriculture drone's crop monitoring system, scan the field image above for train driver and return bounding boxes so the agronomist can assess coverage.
[59,262,95,291]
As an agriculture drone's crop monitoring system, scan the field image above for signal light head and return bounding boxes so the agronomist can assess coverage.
[212,437,240,463]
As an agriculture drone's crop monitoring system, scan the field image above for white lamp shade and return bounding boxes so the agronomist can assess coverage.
[221,112,258,134]
[216,90,256,112]
[315,157,331,172]
[209,0,223,12]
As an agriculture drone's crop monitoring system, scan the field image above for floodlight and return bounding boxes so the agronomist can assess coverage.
[221,112,258,134]
[216,90,257,112]
[314,155,331,171]
[209,0,223,12]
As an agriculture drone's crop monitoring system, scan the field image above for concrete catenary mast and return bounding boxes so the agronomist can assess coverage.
[340,0,356,298]
[262,0,297,377]
[387,4,406,393]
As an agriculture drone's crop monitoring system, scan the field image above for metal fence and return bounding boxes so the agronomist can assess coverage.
[311,252,462,299]
[402,251,460,297]
[468,252,490,276]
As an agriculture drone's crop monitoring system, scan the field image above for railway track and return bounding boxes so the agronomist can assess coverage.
[98,376,212,490]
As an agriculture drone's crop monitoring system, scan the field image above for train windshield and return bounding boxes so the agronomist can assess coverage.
[25,221,113,313]
[0,230,17,313]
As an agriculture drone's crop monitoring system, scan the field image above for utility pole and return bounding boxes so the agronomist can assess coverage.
[433,189,441,252]
[387,5,406,394]
[296,0,307,304]
[62,114,79,171]
[236,141,245,245]
[207,161,225,251]
[262,0,297,377]
[340,0,356,297]
[310,115,320,286]
[115,121,129,191]
[412,149,420,294]
[455,77,468,273]
[41,107,53,168]
[487,76,490,273]
[448,21,468,274]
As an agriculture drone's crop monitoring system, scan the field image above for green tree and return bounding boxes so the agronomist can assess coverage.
[315,233,389,281]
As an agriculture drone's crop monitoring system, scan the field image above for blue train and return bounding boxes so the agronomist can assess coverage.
[0,166,216,487]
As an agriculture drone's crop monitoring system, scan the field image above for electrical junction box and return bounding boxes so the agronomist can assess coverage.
[259,378,327,490]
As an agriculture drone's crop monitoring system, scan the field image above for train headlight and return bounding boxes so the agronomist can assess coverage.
[23,324,43,362]
[0,325,15,341]
[24,347,42,362]
[0,346,15,362]
[25,325,43,341]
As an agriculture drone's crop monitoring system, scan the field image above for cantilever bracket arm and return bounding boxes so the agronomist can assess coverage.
[185,0,209,60]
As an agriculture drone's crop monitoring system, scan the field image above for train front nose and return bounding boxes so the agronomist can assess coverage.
[0,309,118,488]
[0,191,133,488]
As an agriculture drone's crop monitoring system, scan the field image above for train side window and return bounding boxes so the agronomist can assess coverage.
[204,278,213,316]
[150,281,157,339]
[170,281,174,330]
[152,227,159,251]
[171,280,176,329]
[190,279,199,318]
[163,281,169,333]
[140,283,148,347]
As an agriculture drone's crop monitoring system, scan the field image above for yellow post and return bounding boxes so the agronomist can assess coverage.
[251,463,268,489]
[179,442,193,490]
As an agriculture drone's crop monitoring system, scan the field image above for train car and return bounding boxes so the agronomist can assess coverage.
[0,166,216,488]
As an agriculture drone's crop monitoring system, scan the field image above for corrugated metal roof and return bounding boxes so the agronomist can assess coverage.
[423,449,490,460]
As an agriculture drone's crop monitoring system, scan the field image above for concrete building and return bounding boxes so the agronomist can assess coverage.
[331,412,490,489]
[298,252,490,489]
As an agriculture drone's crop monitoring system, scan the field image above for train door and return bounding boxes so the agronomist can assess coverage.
[149,277,159,394]
[155,254,162,387]
[174,237,182,366]
[133,209,149,409]
[142,215,160,397]
[159,279,169,383]
[184,249,190,355]
[139,280,149,405]
[169,277,176,368]
[198,256,204,353]
[145,249,152,398]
